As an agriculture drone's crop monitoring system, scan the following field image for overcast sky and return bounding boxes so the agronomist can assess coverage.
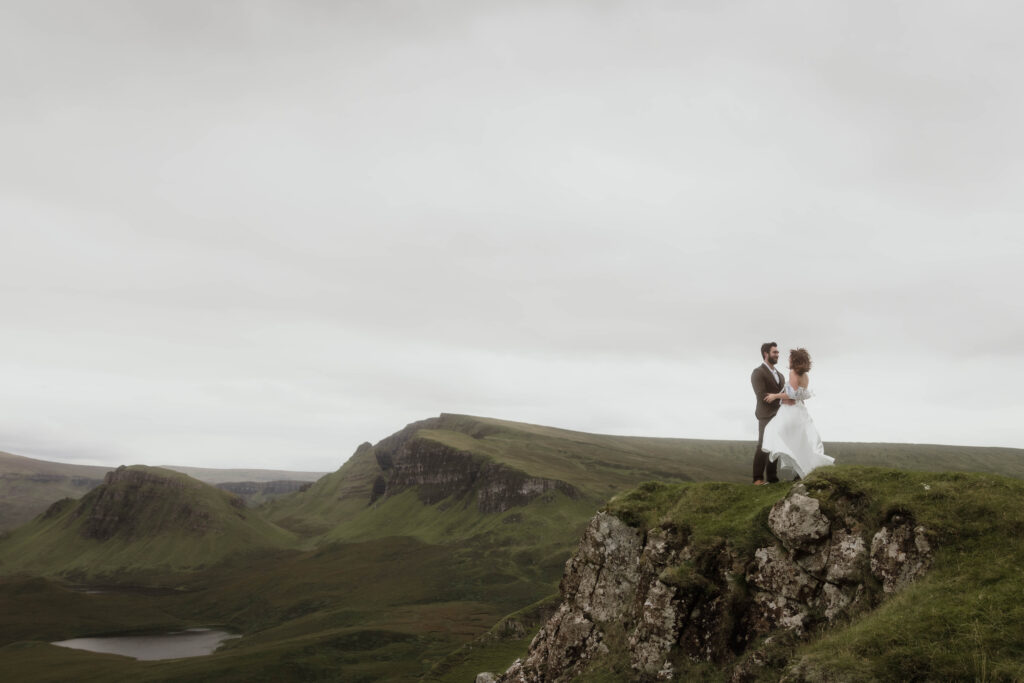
[1,1,1021,471]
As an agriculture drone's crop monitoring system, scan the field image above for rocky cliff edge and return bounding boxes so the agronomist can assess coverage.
[485,478,934,682]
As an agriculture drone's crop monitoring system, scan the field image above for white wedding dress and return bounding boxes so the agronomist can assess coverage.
[762,383,834,479]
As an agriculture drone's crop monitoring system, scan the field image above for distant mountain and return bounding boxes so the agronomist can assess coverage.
[215,479,313,506]
[161,465,328,485]
[0,466,296,577]
[0,451,110,533]
[0,451,326,533]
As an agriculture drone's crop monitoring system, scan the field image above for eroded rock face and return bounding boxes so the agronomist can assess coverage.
[768,491,831,546]
[492,484,936,683]
[498,513,643,682]
[378,427,579,514]
[870,518,933,593]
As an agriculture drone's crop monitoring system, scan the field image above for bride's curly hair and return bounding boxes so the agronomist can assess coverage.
[790,348,812,375]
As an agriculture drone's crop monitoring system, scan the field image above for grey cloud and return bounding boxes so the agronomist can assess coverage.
[1,1,1022,468]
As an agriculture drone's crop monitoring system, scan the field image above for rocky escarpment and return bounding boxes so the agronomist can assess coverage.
[370,416,579,514]
[489,483,934,682]
[70,466,243,541]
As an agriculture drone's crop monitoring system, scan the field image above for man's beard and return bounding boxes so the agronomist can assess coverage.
[767,356,778,365]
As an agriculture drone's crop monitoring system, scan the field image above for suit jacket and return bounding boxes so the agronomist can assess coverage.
[751,363,786,420]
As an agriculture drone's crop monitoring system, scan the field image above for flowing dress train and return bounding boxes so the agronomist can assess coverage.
[762,384,834,479]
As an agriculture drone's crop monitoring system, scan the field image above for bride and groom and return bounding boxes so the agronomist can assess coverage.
[751,342,833,485]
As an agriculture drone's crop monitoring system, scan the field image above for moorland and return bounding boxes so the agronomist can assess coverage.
[1,413,1022,681]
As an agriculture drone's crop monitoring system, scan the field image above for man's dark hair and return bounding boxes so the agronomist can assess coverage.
[760,342,777,359]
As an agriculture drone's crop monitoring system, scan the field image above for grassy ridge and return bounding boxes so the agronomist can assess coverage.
[1,415,1024,681]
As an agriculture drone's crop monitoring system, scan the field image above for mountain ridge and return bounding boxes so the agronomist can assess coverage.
[2,415,1024,681]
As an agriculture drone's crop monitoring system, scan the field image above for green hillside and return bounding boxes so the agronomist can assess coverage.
[0,466,296,577]
[0,451,326,533]
[0,415,1022,681]
[268,414,1024,544]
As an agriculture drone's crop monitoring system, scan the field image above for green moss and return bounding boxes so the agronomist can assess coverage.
[605,479,790,556]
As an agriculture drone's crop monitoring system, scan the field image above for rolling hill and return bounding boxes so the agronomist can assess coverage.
[0,413,1022,681]
[0,450,326,532]
[0,465,296,577]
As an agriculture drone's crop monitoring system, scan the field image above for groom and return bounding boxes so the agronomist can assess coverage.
[750,341,792,484]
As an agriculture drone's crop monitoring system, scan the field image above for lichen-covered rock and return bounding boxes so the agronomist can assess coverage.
[562,513,644,621]
[824,529,868,583]
[498,485,936,683]
[747,545,816,635]
[498,513,642,682]
[749,545,819,603]
[870,519,933,593]
[475,673,497,683]
[629,579,679,676]
[498,604,601,682]
[768,488,831,547]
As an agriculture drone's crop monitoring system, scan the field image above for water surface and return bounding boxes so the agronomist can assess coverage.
[52,628,237,660]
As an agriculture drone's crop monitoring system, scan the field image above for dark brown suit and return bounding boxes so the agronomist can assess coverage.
[751,363,785,482]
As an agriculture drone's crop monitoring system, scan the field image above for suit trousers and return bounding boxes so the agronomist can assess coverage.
[752,417,779,482]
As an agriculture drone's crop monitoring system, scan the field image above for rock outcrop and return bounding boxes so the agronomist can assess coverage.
[489,483,934,682]
[371,416,579,514]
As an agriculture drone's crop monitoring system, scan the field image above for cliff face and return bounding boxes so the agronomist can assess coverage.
[491,483,934,682]
[371,417,579,514]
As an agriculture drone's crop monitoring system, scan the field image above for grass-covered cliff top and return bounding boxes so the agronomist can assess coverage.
[604,465,1024,681]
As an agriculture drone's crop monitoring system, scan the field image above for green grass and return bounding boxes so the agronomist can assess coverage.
[787,467,1024,682]
[0,466,297,577]
[602,466,1024,681]
[3,415,1024,682]
[423,593,561,683]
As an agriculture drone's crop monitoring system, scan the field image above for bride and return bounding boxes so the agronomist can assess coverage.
[760,348,834,480]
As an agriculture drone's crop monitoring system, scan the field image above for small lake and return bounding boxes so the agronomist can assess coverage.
[52,628,238,660]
